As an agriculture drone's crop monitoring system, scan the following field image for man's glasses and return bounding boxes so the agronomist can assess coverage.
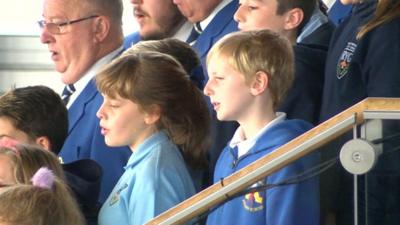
[38,15,99,34]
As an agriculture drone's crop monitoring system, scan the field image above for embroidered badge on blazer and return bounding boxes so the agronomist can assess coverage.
[109,183,128,206]
[242,181,265,212]
[337,42,357,79]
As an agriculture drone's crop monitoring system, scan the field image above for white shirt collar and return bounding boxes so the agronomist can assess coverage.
[172,21,193,41]
[66,46,124,108]
[230,112,287,157]
[199,0,233,31]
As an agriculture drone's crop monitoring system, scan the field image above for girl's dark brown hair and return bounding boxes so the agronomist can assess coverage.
[96,52,211,169]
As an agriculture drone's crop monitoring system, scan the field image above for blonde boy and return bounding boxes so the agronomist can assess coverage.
[204,30,319,225]
[233,0,327,126]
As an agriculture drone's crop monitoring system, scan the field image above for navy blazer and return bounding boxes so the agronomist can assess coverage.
[59,79,132,203]
[123,32,141,49]
[192,0,239,84]
[328,0,353,25]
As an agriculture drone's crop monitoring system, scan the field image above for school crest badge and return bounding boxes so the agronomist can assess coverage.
[337,42,357,79]
[242,181,265,212]
[109,183,128,206]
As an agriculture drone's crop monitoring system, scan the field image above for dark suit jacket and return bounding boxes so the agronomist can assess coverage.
[192,0,239,84]
[300,20,336,50]
[278,44,327,126]
[59,79,132,203]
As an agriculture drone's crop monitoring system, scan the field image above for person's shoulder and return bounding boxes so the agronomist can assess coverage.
[357,16,400,51]
[295,43,328,56]
[369,16,400,37]
[300,20,336,49]
[136,134,184,172]
[219,0,239,13]
[123,32,141,49]
[273,119,313,138]
[294,43,328,75]
[249,119,312,153]
[63,159,102,210]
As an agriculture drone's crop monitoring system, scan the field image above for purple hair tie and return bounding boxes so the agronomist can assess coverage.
[31,167,55,189]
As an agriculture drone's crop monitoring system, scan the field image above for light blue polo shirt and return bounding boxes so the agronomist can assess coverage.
[98,131,196,225]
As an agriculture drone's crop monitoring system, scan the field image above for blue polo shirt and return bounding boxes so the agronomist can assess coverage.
[98,131,195,225]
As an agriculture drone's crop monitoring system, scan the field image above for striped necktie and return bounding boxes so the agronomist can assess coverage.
[187,22,203,44]
[61,84,75,105]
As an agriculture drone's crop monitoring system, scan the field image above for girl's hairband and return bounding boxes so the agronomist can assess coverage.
[31,167,55,190]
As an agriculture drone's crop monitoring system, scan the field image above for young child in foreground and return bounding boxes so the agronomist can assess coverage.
[0,85,102,225]
[96,51,210,225]
[0,168,85,225]
[0,139,85,225]
[204,30,319,225]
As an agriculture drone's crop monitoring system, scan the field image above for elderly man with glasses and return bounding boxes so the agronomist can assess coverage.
[38,0,131,204]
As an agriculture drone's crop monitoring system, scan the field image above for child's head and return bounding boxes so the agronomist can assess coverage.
[0,168,85,225]
[0,86,68,154]
[0,138,65,187]
[124,38,201,76]
[96,51,210,168]
[234,0,316,41]
[204,30,294,120]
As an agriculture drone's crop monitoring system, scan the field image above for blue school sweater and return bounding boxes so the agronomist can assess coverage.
[207,119,319,225]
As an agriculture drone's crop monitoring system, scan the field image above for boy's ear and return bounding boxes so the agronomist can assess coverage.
[250,71,269,96]
[283,8,304,31]
[93,16,110,43]
[144,105,161,125]
[35,136,51,151]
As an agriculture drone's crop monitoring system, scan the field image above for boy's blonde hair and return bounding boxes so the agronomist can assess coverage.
[207,30,295,109]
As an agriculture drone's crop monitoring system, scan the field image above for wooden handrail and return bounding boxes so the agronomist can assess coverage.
[146,98,400,225]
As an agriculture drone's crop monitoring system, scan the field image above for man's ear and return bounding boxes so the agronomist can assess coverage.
[283,8,304,30]
[35,136,51,151]
[250,71,269,96]
[144,105,161,125]
[93,16,110,43]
